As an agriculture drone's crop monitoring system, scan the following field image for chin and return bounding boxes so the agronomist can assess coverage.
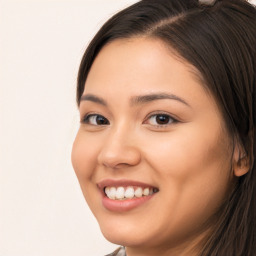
[103,232,148,248]
[99,220,151,247]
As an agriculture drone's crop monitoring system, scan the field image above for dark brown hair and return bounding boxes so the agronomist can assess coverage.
[76,0,256,255]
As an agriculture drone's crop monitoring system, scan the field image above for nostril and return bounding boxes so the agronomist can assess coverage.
[109,162,133,169]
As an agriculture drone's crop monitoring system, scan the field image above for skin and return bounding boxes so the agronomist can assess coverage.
[72,38,236,256]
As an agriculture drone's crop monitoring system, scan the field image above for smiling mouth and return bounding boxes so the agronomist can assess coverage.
[98,180,159,211]
[104,186,159,200]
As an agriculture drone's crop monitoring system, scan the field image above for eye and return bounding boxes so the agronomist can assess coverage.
[82,114,109,125]
[145,113,176,126]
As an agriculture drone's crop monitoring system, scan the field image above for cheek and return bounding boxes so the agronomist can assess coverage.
[143,122,232,181]
[71,131,103,213]
[71,131,99,181]
[142,124,232,215]
[136,127,233,241]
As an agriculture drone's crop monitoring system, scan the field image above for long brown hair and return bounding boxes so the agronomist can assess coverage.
[76,0,256,255]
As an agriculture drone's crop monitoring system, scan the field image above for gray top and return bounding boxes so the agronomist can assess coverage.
[105,246,126,256]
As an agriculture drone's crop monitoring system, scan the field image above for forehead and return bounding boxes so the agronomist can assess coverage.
[83,37,212,108]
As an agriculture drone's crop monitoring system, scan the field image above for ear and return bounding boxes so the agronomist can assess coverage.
[232,142,250,177]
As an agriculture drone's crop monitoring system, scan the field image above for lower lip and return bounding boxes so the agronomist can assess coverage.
[102,194,156,212]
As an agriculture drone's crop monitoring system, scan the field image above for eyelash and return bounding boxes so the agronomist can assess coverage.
[81,112,178,128]
[82,114,110,126]
[143,112,178,127]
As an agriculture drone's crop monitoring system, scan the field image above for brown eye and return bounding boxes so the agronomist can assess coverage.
[155,115,171,124]
[83,114,109,125]
[147,114,175,126]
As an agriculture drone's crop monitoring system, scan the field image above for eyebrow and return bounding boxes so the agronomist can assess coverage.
[130,93,190,107]
[80,92,190,107]
[80,94,107,106]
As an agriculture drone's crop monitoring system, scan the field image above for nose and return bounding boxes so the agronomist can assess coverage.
[97,127,141,169]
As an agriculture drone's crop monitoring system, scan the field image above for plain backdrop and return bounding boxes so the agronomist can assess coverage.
[0,1,139,256]
[0,0,255,256]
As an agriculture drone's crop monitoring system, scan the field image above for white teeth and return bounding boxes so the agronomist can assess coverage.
[104,186,157,200]
[124,187,134,199]
[116,187,125,199]
[135,187,143,197]
[105,187,110,195]
[109,187,116,199]
[143,188,149,196]
[105,187,110,197]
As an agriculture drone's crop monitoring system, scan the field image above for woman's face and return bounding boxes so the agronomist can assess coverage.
[72,38,234,253]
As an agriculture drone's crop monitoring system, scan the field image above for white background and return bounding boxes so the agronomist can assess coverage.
[0,0,255,256]
[0,1,138,255]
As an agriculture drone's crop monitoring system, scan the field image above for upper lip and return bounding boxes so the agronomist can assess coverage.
[97,179,158,191]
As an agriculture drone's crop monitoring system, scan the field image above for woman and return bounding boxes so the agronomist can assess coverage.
[71,0,256,255]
